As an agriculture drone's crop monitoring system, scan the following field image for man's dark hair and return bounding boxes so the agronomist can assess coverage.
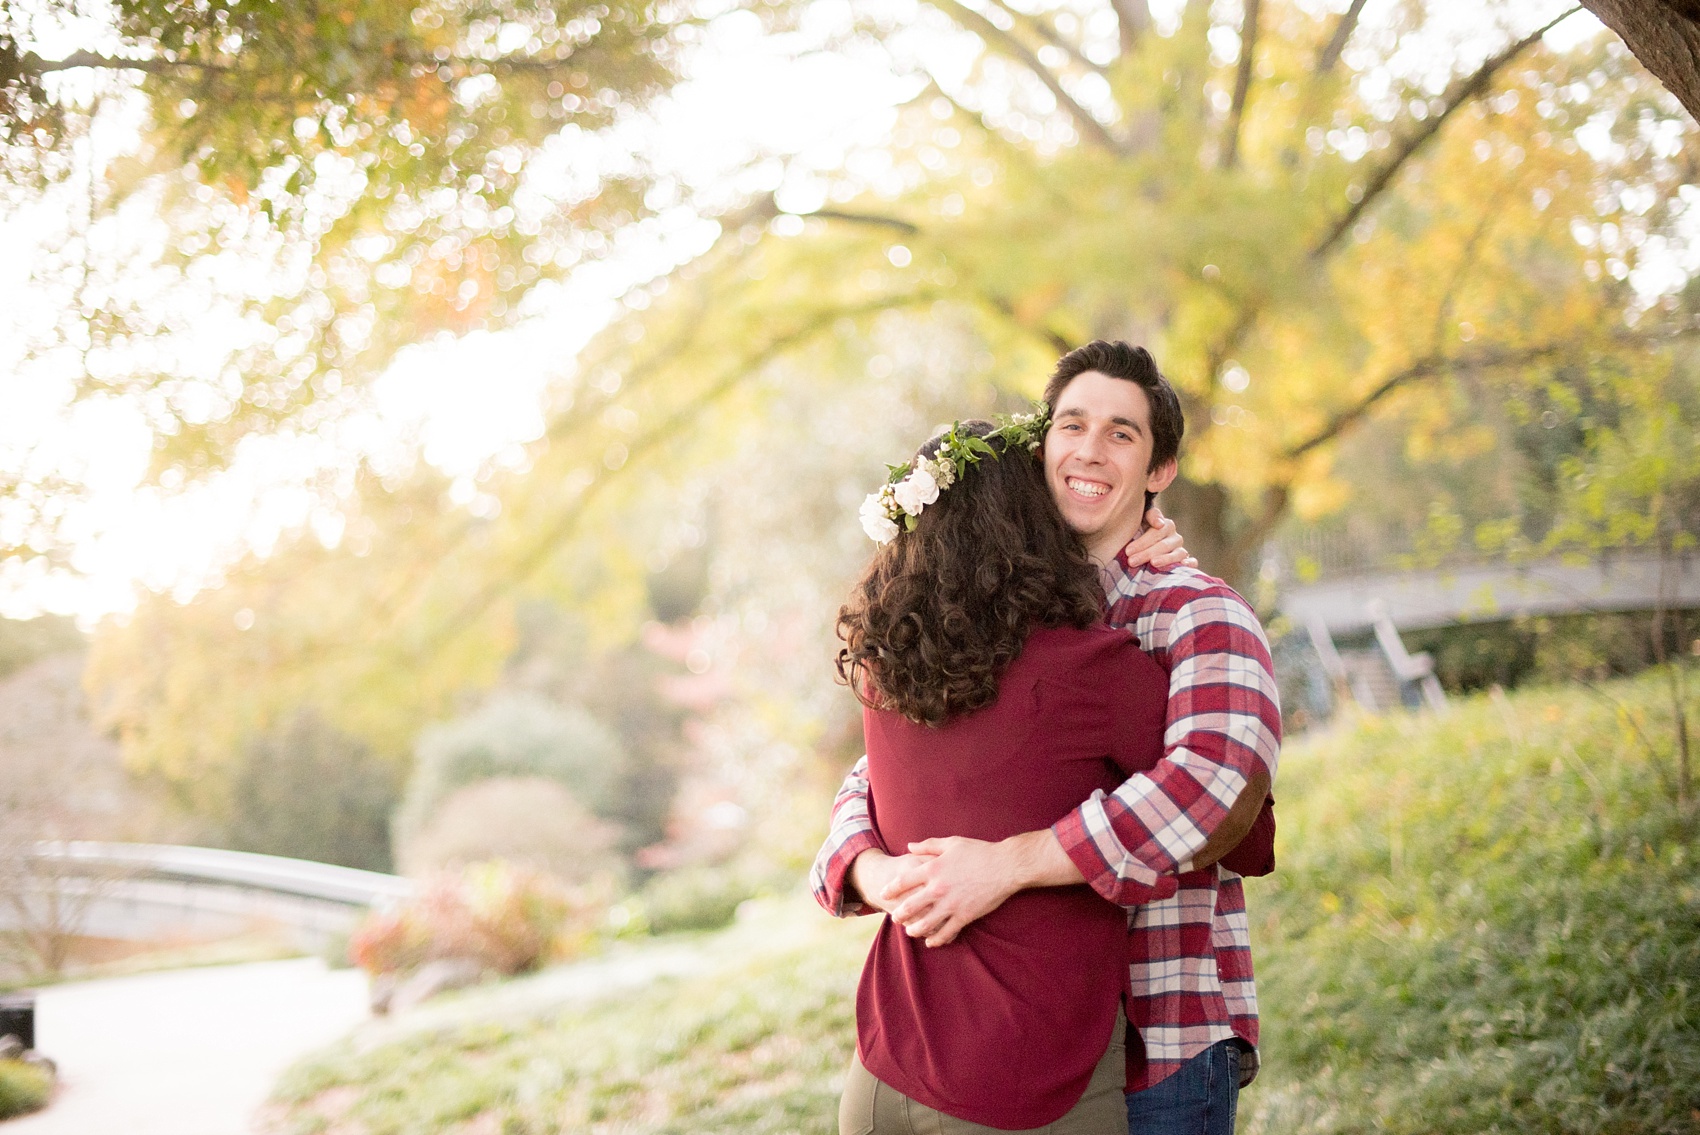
[837,422,1103,727]
[1042,340,1185,481]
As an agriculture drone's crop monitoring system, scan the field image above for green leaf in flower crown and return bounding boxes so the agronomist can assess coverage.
[904,513,918,531]
[886,463,910,484]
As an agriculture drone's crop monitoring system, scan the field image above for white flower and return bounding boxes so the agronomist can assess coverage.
[859,493,900,544]
[923,457,956,489]
[892,468,940,515]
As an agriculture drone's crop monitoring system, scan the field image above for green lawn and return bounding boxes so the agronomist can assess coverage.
[266,674,1699,1135]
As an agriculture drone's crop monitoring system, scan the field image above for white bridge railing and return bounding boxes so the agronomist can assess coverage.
[4,842,415,949]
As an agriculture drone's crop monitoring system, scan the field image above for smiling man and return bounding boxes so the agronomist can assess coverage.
[812,341,1281,1135]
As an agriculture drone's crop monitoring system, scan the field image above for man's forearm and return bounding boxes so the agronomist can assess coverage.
[1000,829,1086,889]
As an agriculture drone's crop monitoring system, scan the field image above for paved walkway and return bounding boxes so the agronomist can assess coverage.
[1,958,369,1135]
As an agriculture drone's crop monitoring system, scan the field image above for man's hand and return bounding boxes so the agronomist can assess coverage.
[886,830,1084,947]
[1123,507,1197,571]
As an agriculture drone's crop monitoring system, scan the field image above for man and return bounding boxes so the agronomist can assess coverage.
[811,340,1281,1135]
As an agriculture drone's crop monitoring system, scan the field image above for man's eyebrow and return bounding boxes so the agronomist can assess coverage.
[1053,406,1146,434]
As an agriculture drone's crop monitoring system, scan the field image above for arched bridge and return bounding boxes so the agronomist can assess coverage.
[1,842,415,951]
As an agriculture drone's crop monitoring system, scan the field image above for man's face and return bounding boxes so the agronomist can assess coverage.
[1043,370,1177,561]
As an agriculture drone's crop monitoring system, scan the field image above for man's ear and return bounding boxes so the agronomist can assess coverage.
[1146,458,1179,493]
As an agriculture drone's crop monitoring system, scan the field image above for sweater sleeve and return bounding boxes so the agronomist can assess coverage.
[1051,588,1282,906]
[808,755,886,917]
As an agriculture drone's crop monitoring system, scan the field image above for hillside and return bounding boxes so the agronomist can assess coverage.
[267,674,1700,1135]
[1243,675,1698,1134]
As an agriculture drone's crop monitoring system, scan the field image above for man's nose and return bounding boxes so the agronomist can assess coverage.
[1074,429,1106,462]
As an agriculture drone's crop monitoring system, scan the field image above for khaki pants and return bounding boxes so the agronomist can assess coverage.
[839,1015,1128,1135]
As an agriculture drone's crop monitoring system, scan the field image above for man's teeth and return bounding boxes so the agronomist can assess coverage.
[1068,479,1108,498]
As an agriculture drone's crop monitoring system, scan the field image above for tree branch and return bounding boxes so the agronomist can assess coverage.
[22,50,231,75]
[21,45,594,82]
[1221,323,1699,570]
[1309,8,1579,261]
[1284,344,1569,462]
[810,209,921,234]
[980,291,1073,355]
[1220,0,1260,170]
[983,0,1107,76]
[929,0,1125,153]
[1315,0,1368,75]
[1282,324,1700,463]
[1110,0,1150,58]
[404,291,945,665]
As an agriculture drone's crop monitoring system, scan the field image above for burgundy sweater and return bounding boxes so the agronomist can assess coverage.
[855,624,1171,1129]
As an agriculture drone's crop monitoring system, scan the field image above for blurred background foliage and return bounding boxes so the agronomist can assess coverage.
[0,0,1697,1108]
[2,0,1694,869]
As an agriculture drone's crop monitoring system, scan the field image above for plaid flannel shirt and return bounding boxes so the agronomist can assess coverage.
[809,559,1281,1092]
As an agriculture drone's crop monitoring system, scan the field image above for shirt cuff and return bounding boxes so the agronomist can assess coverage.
[822,829,886,917]
[1052,791,1180,908]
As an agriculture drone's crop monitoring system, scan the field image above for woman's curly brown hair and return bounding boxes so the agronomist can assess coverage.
[836,421,1104,726]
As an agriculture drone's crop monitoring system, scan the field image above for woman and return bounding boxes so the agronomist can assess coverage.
[835,416,1176,1135]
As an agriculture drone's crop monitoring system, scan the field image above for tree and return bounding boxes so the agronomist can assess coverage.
[0,0,686,557]
[1543,347,1700,805]
[535,0,1699,587]
[1579,1,1700,122]
[227,709,402,870]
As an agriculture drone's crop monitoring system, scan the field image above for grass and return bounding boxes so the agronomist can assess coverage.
[264,673,1699,1135]
[0,1059,52,1120]
[1242,672,1699,1135]
[264,905,875,1135]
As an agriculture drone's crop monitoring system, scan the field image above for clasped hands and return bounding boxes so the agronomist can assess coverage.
[850,834,1047,949]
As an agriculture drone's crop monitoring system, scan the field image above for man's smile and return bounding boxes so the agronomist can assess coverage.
[1064,476,1111,499]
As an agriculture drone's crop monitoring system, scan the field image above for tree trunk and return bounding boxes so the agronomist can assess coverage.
[1581,1,1700,122]
[1159,476,1251,588]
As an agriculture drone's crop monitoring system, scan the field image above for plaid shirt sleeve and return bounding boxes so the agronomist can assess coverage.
[808,755,887,917]
[1052,588,1282,906]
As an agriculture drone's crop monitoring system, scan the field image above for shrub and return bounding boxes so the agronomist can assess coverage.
[398,776,624,886]
[621,865,770,936]
[227,710,401,871]
[394,695,627,847]
[348,861,602,979]
[0,1059,51,1119]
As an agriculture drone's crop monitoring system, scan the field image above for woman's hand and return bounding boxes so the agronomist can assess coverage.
[848,847,934,914]
[1123,506,1197,571]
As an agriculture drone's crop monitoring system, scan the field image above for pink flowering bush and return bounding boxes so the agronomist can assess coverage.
[348,860,602,979]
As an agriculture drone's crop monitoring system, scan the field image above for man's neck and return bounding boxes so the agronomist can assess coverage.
[1084,525,1141,568]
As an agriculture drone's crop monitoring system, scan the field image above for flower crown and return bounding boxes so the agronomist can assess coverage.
[859,404,1051,545]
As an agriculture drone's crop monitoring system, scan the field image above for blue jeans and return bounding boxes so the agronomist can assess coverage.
[1124,1040,1243,1135]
